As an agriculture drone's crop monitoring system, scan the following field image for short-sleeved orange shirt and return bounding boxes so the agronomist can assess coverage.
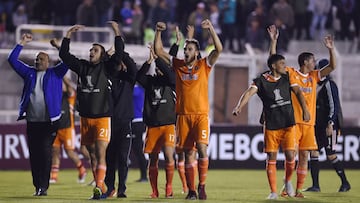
[172,57,212,115]
[286,67,321,125]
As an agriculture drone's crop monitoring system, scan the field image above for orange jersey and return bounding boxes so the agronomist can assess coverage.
[286,67,321,125]
[172,57,212,115]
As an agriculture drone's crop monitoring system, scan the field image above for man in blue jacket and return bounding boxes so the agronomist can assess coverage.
[8,33,68,196]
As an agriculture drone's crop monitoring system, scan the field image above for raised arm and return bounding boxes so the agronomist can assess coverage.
[202,19,223,66]
[136,45,156,87]
[59,25,84,72]
[168,26,182,57]
[154,22,171,65]
[107,21,124,68]
[232,86,258,116]
[267,25,279,55]
[319,35,336,78]
[8,33,34,78]
[120,52,137,84]
[50,38,61,50]
[187,25,195,39]
[291,86,310,122]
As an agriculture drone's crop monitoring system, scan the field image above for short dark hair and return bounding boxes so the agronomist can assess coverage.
[92,43,106,60]
[298,52,314,67]
[184,39,202,59]
[267,54,285,70]
[315,58,329,70]
[185,39,200,51]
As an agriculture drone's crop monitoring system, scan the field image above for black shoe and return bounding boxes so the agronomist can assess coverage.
[304,186,321,192]
[185,190,197,200]
[198,184,207,200]
[136,178,148,182]
[117,193,127,198]
[33,188,47,196]
[339,182,351,192]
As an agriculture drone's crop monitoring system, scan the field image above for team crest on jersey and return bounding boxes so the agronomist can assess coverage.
[302,77,312,84]
[152,88,167,105]
[81,75,100,92]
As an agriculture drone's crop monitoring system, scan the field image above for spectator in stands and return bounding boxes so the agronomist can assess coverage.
[76,0,98,41]
[218,0,237,52]
[8,33,68,196]
[245,18,265,52]
[246,4,266,29]
[269,0,294,38]
[53,0,81,25]
[29,0,52,24]
[309,0,332,40]
[12,4,28,28]
[209,2,222,37]
[76,0,98,26]
[274,18,290,54]
[290,0,312,40]
[144,22,155,45]
[188,2,209,49]
[336,0,355,40]
[120,1,133,34]
[130,2,144,44]
[152,0,171,47]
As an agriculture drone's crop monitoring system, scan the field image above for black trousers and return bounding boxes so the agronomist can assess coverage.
[105,120,132,194]
[27,121,58,192]
[131,121,147,179]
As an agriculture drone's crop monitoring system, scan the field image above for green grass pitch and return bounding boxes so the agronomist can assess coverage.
[0,169,359,202]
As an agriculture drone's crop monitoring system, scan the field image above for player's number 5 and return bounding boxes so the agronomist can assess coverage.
[201,130,207,139]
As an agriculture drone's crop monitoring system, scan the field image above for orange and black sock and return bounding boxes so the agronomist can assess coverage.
[198,157,209,185]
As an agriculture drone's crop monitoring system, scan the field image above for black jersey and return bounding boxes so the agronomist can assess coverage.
[60,36,123,118]
[253,71,295,130]
[137,58,176,127]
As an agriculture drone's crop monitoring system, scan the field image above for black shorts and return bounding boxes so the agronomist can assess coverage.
[315,126,338,155]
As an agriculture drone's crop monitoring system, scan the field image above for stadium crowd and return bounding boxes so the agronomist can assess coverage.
[1,0,360,52]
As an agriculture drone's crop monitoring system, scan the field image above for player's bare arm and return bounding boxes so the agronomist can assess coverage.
[50,38,60,50]
[186,25,195,39]
[267,25,278,56]
[319,35,336,78]
[154,22,171,65]
[65,24,84,39]
[175,26,182,45]
[291,86,310,122]
[19,33,33,46]
[203,19,223,66]
[147,44,157,64]
[232,86,257,116]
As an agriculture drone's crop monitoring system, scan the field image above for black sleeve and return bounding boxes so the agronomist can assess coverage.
[121,52,137,84]
[59,38,82,74]
[136,62,151,88]
[155,57,175,87]
[107,36,124,69]
[169,43,179,57]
